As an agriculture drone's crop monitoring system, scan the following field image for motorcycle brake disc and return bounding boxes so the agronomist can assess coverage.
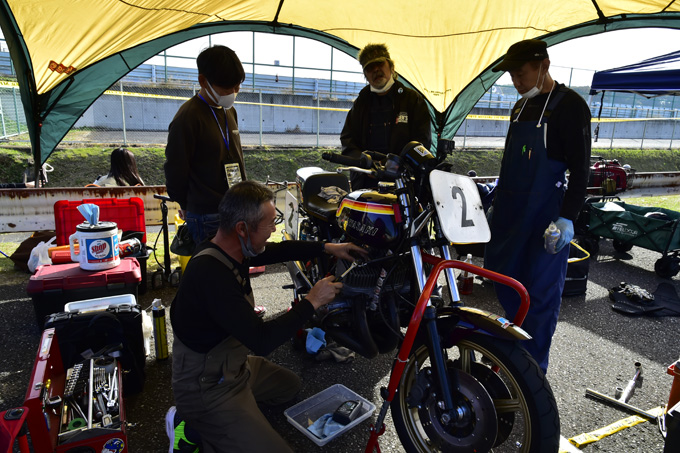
[418,371,497,452]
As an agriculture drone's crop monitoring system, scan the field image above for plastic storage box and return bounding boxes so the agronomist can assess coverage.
[284,384,375,446]
[27,258,141,328]
[54,197,149,294]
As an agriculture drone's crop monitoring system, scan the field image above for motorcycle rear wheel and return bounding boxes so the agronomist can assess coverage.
[391,333,560,452]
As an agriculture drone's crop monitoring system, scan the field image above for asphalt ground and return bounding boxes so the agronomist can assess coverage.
[1,234,679,452]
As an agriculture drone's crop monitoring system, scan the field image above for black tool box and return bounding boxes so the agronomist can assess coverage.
[44,304,146,395]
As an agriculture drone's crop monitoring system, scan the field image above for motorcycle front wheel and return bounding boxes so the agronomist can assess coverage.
[391,333,560,453]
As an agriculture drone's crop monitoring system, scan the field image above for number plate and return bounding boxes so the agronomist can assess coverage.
[430,170,490,244]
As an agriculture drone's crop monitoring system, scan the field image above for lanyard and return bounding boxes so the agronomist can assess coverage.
[197,93,230,151]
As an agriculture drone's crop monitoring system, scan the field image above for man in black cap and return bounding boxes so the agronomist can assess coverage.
[484,39,591,374]
[340,43,432,190]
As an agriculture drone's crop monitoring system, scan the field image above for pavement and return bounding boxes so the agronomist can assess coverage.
[1,234,679,452]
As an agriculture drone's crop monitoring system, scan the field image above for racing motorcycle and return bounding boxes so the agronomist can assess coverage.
[281,142,560,452]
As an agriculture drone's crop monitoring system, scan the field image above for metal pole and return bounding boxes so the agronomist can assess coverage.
[259,89,263,147]
[120,80,128,146]
[163,50,168,83]
[610,108,618,150]
[12,85,20,134]
[670,110,678,150]
[251,32,256,87]
[292,37,296,93]
[568,67,573,87]
[316,95,320,148]
[329,48,334,97]
[463,119,467,149]
[641,109,649,150]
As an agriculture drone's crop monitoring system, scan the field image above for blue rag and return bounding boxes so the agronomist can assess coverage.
[77,203,100,225]
[307,413,345,439]
[305,327,326,354]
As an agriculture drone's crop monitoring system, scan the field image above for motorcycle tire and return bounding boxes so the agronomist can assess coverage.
[391,333,560,453]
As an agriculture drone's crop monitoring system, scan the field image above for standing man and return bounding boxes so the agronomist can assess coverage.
[485,39,591,374]
[341,43,432,190]
[164,45,247,247]
[168,181,367,453]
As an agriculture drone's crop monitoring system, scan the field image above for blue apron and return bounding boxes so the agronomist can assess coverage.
[485,91,569,373]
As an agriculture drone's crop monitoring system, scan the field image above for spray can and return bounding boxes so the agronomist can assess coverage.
[151,298,168,360]
[544,221,561,254]
[458,254,474,295]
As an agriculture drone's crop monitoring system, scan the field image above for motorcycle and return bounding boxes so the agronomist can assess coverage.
[281,141,560,452]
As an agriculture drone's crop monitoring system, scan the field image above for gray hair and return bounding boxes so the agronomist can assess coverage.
[218,180,274,232]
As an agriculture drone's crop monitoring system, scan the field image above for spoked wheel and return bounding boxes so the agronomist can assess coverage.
[391,333,560,452]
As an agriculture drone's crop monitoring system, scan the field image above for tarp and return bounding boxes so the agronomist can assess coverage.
[1,1,680,175]
[590,50,680,97]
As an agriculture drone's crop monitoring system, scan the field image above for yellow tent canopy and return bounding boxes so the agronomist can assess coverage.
[1,0,680,171]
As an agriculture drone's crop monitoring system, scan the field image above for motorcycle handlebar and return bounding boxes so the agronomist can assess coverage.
[322,152,372,169]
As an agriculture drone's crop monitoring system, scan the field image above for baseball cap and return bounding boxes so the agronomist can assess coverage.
[358,43,391,70]
[492,39,549,72]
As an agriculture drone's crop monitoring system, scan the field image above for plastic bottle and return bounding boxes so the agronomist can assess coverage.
[544,221,561,254]
[151,298,168,360]
[458,254,474,295]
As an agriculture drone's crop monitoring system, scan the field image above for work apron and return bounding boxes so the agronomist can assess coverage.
[172,248,299,452]
[485,92,569,373]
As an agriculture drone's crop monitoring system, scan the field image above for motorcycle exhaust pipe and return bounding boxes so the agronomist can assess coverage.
[615,361,643,403]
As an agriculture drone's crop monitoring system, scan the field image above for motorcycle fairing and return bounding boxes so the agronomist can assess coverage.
[436,306,532,345]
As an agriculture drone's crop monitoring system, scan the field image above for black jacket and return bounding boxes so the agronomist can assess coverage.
[340,79,432,189]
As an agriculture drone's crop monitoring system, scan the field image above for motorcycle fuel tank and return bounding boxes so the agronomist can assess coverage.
[336,190,402,247]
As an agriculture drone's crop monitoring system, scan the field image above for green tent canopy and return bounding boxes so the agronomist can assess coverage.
[1,1,680,179]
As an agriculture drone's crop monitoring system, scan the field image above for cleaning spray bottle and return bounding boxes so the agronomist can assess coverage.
[151,298,168,360]
[544,221,561,255]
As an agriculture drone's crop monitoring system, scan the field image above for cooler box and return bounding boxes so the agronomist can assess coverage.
[53,197,149,294]
[27,258,141,329]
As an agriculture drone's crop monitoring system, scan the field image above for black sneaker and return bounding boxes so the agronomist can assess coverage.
[165,406,200,453]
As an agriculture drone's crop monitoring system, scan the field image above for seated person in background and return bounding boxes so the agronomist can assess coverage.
[92,147,145,186]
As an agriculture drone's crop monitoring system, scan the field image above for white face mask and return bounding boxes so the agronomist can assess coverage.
[370,75,395,94]
[206,83,237,109]
[521,66,545,99]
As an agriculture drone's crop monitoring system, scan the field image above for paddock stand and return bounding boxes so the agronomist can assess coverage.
[151,194,182,289]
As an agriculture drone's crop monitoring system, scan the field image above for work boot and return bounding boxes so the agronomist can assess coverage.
[165,406,200,453]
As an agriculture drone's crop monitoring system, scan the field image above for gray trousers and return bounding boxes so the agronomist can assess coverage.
[172,335,301,452]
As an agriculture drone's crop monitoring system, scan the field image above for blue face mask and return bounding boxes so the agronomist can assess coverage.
[238,223,260,258]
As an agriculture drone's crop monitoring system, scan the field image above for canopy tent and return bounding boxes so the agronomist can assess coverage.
[1,1,680,182]
[590,49,680,97]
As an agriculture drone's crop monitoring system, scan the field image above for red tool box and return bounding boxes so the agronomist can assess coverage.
[27,258,141,329]
[24,328,129,453]
[53,198,150,294]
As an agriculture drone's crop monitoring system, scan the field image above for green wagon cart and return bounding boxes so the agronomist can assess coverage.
[589,201,680,278]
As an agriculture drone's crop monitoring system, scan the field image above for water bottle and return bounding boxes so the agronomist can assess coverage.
[458,253,474,295]
[544,221,561,254]
[152,298,169,360]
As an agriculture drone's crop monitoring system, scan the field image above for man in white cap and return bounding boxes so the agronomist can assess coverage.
[484,38,591,374]
[341,43,432,189]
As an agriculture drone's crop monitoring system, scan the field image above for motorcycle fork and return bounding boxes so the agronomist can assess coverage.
[422,304,459,414]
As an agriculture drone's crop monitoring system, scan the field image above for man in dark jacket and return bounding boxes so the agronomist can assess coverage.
[164,45,247,247]
[341,43,432,190]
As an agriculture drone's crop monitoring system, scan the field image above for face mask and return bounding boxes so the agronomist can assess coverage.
[206,83,237,109]
[238,223,261,258]
[521,66,545,99]
[370,75,395,94]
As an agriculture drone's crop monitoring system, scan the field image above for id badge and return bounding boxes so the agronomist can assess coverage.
[224,163,243,188]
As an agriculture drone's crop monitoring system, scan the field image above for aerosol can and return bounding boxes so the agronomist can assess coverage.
[544,221,561,254]
[152,298,168,360]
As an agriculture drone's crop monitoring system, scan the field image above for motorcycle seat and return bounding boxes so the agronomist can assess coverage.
[302,173,350,222]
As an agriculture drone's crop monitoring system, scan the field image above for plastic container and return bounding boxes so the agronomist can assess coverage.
[69,221,120,271]
[64,294,137,313]
[458,253,473,295]
[544,221,561,254]
[284,384,375,446]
